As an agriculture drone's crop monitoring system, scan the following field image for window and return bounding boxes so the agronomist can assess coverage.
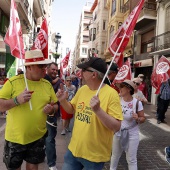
[111,0,116,16]
[103,20,106,30]
[82,48,87,55]
[166,5,170,31]
[118,22,122,29]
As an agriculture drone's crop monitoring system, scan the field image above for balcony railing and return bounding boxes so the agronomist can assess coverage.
[151,31,170,52]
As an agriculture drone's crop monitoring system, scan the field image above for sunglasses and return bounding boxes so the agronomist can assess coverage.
[66,80,72,82]
[37,64,47,68]
[133,81,140,86]
[82,68,94,72]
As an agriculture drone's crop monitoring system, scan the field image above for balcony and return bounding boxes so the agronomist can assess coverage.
[149,31,170,55]
[135,2,157,30]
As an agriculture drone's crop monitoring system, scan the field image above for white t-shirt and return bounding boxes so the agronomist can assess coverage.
[116,97,143,137]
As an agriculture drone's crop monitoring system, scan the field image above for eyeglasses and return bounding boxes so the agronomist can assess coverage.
[66,80,72,82]
[133,81,140,86]
[82,68,94,72]
[37,64,47,68]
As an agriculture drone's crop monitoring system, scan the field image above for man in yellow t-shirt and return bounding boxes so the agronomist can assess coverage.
[0,50,58,170]
[57,57,123,170]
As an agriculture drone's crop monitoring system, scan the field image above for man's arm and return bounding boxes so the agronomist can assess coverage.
[0,98,17,112]
[0,89,32,112]
[56,88,75,114]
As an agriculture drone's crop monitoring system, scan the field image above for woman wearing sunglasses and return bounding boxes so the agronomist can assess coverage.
[60,76,76,135]
[133,77,148,106]
[110,79,145,170]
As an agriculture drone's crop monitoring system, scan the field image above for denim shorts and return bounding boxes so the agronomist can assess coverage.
[3,134,47,170]
[62,149,105,170]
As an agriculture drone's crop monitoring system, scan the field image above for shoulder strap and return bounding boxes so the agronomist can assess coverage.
[136,100,139,113]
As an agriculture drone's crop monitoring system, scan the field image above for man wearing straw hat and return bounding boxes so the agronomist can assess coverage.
[0,49,58,170]
[57,57,123,170]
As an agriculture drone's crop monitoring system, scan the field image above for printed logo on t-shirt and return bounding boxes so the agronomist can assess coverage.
[76,103,93,124]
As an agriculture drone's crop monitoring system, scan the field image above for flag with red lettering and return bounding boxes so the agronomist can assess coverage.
[108,0,144,67]
[62,51,70,68]
[4,0,25,59]
[31,18,48,59]
[151,56,170,94]
[113,59,132,84]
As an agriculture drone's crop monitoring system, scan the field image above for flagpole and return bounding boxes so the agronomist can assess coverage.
[96,32,128,96]
[16,35,33,110]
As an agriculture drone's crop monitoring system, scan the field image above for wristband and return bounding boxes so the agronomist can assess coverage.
[14,96,20,106]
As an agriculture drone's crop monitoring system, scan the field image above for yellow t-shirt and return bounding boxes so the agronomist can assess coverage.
[0,75,58,144]
[69,84,123,162]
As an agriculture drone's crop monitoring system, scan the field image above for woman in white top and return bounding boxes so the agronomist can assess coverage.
[110,79,145,170]
[133,77,148,105]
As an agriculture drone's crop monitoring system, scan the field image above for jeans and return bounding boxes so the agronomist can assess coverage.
[110,134,139,170]
[62,149,105,170]
[166,146,170,157]
[157,98,170,121]
[45,116,57,167]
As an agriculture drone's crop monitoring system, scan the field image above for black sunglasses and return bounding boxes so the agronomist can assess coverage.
[82,68,94,72]
[66,80,72,82]
[133,81,140,86]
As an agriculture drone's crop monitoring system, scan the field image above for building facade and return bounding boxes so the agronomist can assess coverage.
[0,0,54,77]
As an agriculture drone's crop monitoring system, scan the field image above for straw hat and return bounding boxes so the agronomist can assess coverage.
[122,79,136,91]
[132,77,141,84]
[138,74,144,77]
[24,49,52,66]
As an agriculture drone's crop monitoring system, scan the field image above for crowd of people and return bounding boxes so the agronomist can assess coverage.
[0,49,170,170]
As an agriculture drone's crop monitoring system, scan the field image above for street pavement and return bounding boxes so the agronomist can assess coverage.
[0,103,170,170]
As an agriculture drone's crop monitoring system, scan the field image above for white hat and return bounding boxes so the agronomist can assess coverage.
[138,74,144,77]
[24,49,52,66]
[132,77,141,84]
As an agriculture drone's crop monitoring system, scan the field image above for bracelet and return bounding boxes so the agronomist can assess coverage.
[13,96,20,106]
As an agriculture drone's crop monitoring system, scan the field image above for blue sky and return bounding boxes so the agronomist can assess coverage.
[51,0,93,51]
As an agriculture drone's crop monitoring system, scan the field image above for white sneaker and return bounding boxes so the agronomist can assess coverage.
[49,166,58,170]
[61,129,66,135]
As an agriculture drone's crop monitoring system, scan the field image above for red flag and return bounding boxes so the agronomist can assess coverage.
[108,0,144,67]
[151,56,170,94]
[62,51,70,68]
[113,59,132,84]
[4,0,25,59]
[31,18,48,59]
